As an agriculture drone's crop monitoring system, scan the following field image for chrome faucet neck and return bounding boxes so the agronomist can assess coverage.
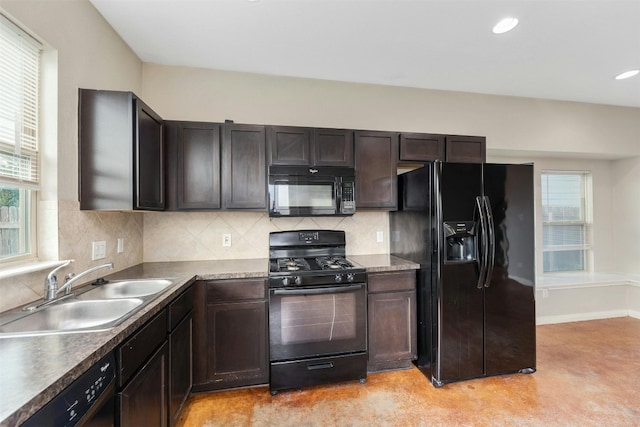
[55,262,114,297]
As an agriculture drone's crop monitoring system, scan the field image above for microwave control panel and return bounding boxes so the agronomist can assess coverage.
[341,181,355,213]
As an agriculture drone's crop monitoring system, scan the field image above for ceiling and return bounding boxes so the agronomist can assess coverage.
[90,0,640,108]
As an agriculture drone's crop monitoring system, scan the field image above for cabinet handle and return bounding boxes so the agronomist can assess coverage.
[307,362,334,371]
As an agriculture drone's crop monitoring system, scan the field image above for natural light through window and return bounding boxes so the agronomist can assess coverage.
[541,171,591,273]
[0,14,41,262]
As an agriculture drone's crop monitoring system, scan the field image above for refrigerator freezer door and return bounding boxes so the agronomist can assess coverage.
[482,164,536,375]
[432,162,484,385]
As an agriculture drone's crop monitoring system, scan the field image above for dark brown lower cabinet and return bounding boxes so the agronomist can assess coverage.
[116,286,193,427]
[367,271,417,372]
[118,342,169,427]
[169,312,192,426]
[193,279,269,391]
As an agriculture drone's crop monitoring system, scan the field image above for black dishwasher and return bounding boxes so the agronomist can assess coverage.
[23,352,116,426]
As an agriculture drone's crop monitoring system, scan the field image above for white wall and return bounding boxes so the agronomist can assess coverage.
[141,64,640,159]
[612,157,640,275]
[0,0,145,311]
[0,1,638,312]
[488,155,616,276]
[142,64,637,275]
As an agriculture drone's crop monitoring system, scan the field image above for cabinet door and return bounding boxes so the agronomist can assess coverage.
[267,126,311,165]
[222,124,267,209]
[313,128,354,167]
[135,97,165,210]
[445,135,486,163]
[165,122,221,210]
[368,291,417,371]
[118,342,168,427]
[169,313,192,427]
[354,131,398,209]
[197,300,268,390]
[399,133,445,162]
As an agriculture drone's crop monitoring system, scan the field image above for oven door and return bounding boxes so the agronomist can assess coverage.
[269,283,367,361]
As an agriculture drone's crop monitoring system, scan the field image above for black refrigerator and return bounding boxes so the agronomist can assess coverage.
[390,162,536,387]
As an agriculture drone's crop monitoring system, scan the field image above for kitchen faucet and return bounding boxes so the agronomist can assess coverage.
[44,260,114,301]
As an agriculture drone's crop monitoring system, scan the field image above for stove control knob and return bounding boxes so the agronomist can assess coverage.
[282,276,291,286]
[334,274,343,283]
[346,273,355,282]
[294,276,303,285]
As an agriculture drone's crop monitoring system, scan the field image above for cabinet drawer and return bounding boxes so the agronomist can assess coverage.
[117,309,167,387]
[368,271,416,293]
[168,286,194,331]
[205,279,266,302]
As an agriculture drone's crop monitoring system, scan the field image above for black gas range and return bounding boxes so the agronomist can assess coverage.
[267,230,368,395]
[268,230,366,288]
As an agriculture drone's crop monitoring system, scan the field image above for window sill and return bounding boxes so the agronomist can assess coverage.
[537,272,636,289]
[0,260,68,281]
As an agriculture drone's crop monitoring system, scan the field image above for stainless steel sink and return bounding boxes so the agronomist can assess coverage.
[78,279,174,299]
[0,299,143,337]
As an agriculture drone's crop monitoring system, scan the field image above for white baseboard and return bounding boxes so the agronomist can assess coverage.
[536,309,630,325]
[628,310,640,320]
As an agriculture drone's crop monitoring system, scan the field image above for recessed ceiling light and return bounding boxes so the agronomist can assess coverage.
[493,17,519,34]
[615,69,639,80]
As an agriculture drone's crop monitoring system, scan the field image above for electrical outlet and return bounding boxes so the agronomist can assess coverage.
[376,231,384,243]
[92,241,106,260]
[542,288,549,299]
[222,233,232,247]
[117,238,124,253]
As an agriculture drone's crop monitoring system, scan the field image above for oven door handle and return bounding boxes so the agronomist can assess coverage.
[272,284,363,296]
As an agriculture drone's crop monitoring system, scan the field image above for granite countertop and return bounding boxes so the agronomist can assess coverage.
[0,256,417,426]
[349,254,420,272]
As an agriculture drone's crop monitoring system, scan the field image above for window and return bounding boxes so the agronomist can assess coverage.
[541,171,591,272]
[0,14,41,262]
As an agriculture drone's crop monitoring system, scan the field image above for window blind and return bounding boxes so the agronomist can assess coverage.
[0,14,41,189]
[541,171,590,272]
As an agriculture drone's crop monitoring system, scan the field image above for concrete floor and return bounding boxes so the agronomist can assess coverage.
[179,317,640,427]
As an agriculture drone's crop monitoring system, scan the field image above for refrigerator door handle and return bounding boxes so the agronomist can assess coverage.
[483,196,496,287]
[475,196,488,289]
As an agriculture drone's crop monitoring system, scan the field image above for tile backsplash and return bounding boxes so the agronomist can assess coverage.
[143,211,390,261]
[1,206,388,312]
[0,201,143,313]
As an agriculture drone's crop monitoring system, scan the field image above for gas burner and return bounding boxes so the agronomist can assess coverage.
[316,256,354,270]
[276,258,310,272]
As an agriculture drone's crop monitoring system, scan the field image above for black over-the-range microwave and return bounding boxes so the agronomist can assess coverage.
[268,166,356,217]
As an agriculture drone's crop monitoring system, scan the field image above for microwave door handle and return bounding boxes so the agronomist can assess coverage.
[273,284,363,296]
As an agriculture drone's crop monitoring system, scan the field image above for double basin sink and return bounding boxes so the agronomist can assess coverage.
[0,279,175,338]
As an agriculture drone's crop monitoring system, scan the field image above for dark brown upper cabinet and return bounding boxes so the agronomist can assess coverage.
[445,135,486,163]
[79,89,164,210]
[313,128,354,167]
[354,131,399,210]
[399,133,446,162]
[222,123,267,210]
[165,121,221,210]
[267,126,311,165]
[399,133,486,164]
[267,126,353,167]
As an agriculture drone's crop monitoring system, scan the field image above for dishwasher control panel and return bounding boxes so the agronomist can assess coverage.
[22,353,116,426]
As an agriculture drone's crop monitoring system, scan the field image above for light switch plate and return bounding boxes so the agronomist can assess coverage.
[117,238,124,253]
[376,231,384,243]
[92,241,106,260]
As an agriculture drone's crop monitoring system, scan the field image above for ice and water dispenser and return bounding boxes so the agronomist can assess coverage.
[444,221,477,262]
